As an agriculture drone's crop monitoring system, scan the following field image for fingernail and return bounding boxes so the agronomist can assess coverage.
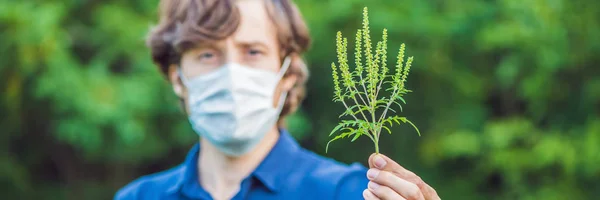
[362,189,371,199]
[374,155,387,169]
[368,181,380,190]
[367,169,380,179]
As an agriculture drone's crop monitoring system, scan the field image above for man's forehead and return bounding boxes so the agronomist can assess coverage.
[233,0,277,46]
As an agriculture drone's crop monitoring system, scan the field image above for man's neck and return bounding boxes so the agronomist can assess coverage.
[197,126,280,200]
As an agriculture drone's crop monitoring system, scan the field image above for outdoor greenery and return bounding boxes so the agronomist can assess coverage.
[1,0,599,199]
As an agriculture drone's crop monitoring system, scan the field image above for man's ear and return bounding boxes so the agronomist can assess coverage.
[282,73,298,92]
[167,64,185,98]
[281,54,301,92]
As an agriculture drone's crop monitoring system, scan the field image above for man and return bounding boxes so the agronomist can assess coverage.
[115,0,440,199]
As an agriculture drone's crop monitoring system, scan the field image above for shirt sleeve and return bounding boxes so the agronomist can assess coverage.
[114,188,136,200]
[334,162,370,200]
[114,181,141,200]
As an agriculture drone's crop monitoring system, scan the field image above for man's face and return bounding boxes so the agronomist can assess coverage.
[168,0,297,113]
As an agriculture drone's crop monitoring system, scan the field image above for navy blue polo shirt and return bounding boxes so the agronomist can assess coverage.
[114,129,369,200]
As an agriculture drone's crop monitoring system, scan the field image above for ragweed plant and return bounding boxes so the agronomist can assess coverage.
[327,7,420,154]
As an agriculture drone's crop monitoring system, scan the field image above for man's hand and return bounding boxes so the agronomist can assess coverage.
[362,153,440,200]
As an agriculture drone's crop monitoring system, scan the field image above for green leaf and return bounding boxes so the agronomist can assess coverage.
[375,99,388,106]
[376,104,397,114]
[351,106,371,116]
[383,80,395,85]
[330,120,368,136]
[327,128,360,152]
[386,119,394,127]
[382,126,392,134]
[326,135,344,153]
[339,104,371,118]
[387,107,397,113]
[396,96,407,104]
[329,122,348,136]
[341,127,355,133]
[392,101,403,112]
[402,118,421,136]
[351,130,361,142]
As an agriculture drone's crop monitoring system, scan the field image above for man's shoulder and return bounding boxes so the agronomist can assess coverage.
[291,149,369,199]
[297,149,367,178]
[114,164,186,200]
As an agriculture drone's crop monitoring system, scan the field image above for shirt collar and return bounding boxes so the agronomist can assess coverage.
[252,128,300,192]
[166,142,200,195]
[168,128,301,195]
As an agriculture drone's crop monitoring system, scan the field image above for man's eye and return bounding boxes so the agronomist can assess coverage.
[199,52,214,59]
[248,49,262,56]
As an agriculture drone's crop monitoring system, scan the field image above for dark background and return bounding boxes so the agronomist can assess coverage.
[1,0,599,199]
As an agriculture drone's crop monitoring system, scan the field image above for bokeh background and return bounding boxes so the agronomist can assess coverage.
[1,0,599,199]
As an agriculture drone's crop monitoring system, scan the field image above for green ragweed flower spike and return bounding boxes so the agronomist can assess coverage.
[326,7,420,154]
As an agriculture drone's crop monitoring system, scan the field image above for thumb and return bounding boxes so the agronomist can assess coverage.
[369,153,375,168]
[368,153,405,173]
[367,153,378,169]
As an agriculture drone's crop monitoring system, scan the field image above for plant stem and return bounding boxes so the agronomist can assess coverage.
[352,85,369,110]
[376,85,399,137]
[358,74,371,106]
[371,107,377,137]
[374,74,387,102]
[364,129,375,143]
[350,90,369,124]
[353,73,377,142]
[374,134,379,154]
[340,98,376,143]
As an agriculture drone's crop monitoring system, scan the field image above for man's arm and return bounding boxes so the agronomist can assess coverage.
[334,163,370,200]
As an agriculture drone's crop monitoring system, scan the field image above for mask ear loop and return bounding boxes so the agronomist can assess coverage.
[274,56,292,111]
[276,56,292,81]
[177,67,190,87]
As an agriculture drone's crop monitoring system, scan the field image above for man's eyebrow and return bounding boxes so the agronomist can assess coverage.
[194,42,222,50]
[235,40,269,49]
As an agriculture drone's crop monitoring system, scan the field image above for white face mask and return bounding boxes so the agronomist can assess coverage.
[179,57,291,156]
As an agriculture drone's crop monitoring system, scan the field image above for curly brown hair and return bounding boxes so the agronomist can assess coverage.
[146,0,311,124]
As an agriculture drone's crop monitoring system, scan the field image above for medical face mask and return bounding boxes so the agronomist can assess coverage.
[178,57,291,156]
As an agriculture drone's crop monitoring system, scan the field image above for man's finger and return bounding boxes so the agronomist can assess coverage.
[368,154,420,186]
[422,184,441,200]
[368,153,407,175]
[367,181,406,200]
[363,189,381,200]
[367,169,425,200]
[369,153,440,199]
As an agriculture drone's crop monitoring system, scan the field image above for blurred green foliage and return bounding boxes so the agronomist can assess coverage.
[1,0,598,199]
